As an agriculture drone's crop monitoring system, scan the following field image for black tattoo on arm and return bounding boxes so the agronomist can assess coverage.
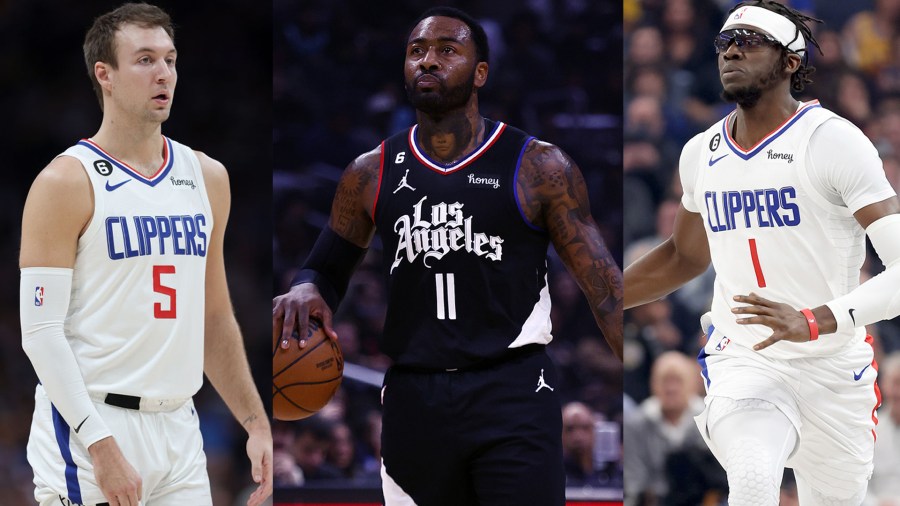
[517,141,624,360]
[328,147,380,247]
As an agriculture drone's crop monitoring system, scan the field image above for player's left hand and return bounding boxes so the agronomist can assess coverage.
[732,292,812,351]
[245,427,273,506]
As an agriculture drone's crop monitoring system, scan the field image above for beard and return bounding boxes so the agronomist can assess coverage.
[405,67,476,116]
[721,56,786,108]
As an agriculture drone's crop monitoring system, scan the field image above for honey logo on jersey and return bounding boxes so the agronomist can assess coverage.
[169,176,196,189]
[766,149,794,163]
[391,195,503,273]
[467,173,500,189]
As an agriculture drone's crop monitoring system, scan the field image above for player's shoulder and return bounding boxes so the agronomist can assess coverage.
[32,155,91,195]
[520,138,569,169]
[809,111,875,152]
[192,149,229,189]
[344,144,384,182]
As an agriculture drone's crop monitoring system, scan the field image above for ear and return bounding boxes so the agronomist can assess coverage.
[474,61,489,89]
[94,62,113,92]
[784,52,802,75]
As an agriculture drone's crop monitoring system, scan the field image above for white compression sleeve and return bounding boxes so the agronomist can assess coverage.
[21,267,111,448]
[826,214,900,333]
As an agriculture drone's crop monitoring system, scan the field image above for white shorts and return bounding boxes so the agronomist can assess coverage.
[27,385,211,505]
[694,329,881,498]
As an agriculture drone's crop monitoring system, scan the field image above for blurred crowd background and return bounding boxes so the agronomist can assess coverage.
[0,2,272,505]
[623,0,900,504]
[273,0,625,500]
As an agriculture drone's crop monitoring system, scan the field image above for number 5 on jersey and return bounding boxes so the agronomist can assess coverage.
[435,273,457,320]
[153,265,177,318]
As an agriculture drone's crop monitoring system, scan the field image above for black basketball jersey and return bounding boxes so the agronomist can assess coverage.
[374,119,552,369]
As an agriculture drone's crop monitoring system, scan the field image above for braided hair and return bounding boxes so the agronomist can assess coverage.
[728,0,824,92]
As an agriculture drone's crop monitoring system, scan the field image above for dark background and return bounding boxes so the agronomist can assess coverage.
[0,1,272,504]
[272,0,625,499]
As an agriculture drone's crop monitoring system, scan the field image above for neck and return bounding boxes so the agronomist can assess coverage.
[732,88,799,148]
[414,100,484,164]
[92,109,166,176]
[661,406,683,425]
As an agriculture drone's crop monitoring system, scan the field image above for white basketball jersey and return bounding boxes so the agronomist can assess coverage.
[60,137,212,398]
[681,100,895,358]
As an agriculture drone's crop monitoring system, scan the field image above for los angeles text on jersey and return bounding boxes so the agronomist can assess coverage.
[105,214,209,260]
[704,187,800,232]
[391,195,503,273]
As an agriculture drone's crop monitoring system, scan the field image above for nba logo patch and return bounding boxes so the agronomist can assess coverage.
[715,336,731,351]
[34,286,44,307]
[733,7,746,19]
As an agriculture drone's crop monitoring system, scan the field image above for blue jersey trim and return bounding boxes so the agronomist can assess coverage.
[78,137,174,187]
[51,405,82,504]
[514,137,545,232]
[723,103,821,160]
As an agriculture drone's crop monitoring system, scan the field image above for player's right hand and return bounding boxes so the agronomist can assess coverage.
[272,282,338,350]
[88,436,142,506]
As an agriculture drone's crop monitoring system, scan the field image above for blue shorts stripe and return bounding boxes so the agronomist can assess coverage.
[51,405,83,504]
[697,324,714,387]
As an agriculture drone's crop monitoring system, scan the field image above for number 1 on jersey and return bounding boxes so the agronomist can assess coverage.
[748,238,767,288]
[435,273,457,320]
[153,265,177,318]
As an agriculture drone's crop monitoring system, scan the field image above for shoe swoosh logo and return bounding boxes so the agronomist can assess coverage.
[708,154,729,166]
[73,415,89,434]
[853,364,871,381]
[849,308,856,325]
[105,179,131,192]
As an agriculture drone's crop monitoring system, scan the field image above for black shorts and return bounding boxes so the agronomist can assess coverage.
[381,346,565,506]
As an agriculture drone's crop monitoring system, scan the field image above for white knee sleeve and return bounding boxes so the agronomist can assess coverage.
[708,397,798,506]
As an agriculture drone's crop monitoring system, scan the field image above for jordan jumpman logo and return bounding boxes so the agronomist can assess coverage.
[393,169,416,193]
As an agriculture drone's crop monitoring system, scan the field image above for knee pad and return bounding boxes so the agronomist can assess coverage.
[707,397,798,506]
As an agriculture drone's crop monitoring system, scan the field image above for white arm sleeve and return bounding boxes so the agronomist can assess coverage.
[21,267,111,448]
[825,214,900,332]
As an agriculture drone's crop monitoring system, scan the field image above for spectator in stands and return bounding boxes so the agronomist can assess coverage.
[623,351,720,505]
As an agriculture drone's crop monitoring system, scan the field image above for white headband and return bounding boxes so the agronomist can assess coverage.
[721,5,806,53]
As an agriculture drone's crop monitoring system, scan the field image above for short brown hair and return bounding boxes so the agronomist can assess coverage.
[83,3,175,109]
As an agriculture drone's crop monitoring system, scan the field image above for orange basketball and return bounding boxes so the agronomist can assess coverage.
[273,318,343,421]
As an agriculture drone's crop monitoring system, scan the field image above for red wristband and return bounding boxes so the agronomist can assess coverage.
[801,308,818,341]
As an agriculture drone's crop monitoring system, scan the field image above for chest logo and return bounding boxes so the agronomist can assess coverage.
[394,169,416,193]
[170,177,197,189]
[467,173,500,189]
[766,149,794,163]
[708,154,728,167]
[709,133,721,151]
[105,179,131,192]
[391,196,503,273]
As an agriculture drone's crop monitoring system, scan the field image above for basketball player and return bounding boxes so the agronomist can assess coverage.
[19,4,271,505]
[625,1,900,504]
[272,6,623,505]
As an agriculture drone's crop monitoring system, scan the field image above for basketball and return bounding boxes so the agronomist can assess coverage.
[273,318,343,421]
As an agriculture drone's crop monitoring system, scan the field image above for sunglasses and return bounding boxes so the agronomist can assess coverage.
[714,29,782,54]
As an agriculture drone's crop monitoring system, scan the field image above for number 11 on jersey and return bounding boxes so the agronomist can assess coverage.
[435,273,457,320]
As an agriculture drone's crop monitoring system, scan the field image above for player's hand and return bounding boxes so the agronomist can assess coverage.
[272,283,337,349]
[88,436,142,506]
[245,426,273,506]
[732,292,812,351]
